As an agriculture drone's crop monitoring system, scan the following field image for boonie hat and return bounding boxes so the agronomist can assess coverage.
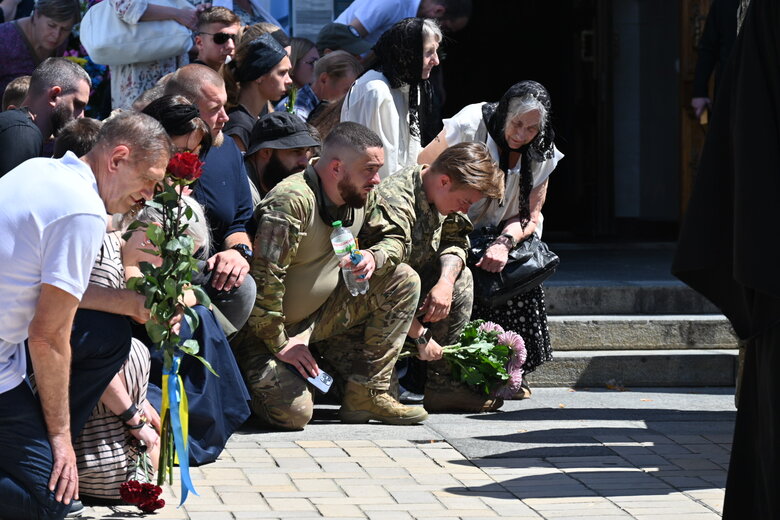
[316,23,371,55]
[246,112,320,156]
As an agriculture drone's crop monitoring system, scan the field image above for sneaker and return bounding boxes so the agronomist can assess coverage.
[340,381,428,425]
[65,500,84,518]
[399,389,425,404]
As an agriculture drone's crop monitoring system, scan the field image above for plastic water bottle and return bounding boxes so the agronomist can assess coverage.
[330,221,369,296]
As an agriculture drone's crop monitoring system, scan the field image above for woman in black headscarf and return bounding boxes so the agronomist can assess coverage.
[673,0,780,517]
[341,17,442,178]
[419,80,564,399]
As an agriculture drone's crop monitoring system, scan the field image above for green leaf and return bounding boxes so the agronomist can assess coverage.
[126,276,143,291]
[146,321,168,343]
[163,277,177,299]
[164,238,183,253]
[192,285,211,307]
[146,225,165,246]
[191,354,219,377]
[180,339,200,355]
[183,306,200,333]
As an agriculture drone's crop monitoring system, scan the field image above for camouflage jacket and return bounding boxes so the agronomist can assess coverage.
[246,161,406,353]
[359,165,471,274]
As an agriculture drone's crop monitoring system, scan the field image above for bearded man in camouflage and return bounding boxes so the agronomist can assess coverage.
[233,122,426,430]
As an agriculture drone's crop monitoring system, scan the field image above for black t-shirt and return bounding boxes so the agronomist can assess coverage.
[223,105,255,151]
[0,109,42,178]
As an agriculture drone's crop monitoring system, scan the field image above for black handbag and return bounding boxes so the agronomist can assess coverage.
[468,228,560,308]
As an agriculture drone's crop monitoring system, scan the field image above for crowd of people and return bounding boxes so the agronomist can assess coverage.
[0,0,567,518]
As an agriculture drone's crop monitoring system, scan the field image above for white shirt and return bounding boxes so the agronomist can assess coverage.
[0,152,107,393]
[443,102,564,235]
[341,69,421,179]
[335,0,420,46]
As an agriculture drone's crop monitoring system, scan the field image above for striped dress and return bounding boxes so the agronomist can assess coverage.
[74,231,154,499]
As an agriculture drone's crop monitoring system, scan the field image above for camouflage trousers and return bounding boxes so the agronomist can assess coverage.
[234,263,420,430]
[415,265,475,391]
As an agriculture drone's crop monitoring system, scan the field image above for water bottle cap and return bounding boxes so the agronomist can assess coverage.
[332,221,342,227]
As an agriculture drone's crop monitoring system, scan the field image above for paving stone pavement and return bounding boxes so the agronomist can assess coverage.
[81,387,735,519]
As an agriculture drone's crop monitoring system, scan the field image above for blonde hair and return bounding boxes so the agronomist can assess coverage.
[429,142,504,200]
[313,50,362,81]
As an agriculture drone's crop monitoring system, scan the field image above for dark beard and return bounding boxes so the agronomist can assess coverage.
[337,175,367,209]
[260,152,302,194]
[50,103,73,137]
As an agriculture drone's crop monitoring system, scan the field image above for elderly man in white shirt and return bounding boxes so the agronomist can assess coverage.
[0,111,172,520]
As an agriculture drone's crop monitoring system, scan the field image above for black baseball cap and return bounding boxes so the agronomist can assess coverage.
[316,23,372,55]
[246,112,320,156]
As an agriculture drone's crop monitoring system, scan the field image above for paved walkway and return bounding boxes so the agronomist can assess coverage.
[84,387,735,519]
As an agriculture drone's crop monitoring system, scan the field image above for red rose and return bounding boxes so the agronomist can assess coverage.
[119,480,144,504]
[139,498,166,513]
[167,152,204,182]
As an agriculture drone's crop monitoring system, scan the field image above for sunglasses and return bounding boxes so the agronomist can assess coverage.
[199,31,238,44]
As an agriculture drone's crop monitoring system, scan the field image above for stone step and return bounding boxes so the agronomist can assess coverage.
[544,283,719,315]
[547,315,737,351]
[527,349,739,388]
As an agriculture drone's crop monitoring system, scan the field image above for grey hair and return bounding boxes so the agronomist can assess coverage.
[34,0,81,23]
[505,95,548,136]
[96,111,173,167]
[136,195,211,258]
[422,18,443,44]
[28,57,90,97]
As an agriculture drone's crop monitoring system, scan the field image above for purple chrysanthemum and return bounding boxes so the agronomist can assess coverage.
[494,330,527,398]
[478,321,505,334]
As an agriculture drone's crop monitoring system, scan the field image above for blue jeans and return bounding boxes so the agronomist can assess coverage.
[0,310,131,520]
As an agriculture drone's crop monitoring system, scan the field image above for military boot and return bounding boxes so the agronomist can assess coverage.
[424,384,504,413]
[340,381,429,425]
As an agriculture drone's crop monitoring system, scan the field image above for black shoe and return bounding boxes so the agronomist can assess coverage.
[65,500,84,518]
[399,389,425,404]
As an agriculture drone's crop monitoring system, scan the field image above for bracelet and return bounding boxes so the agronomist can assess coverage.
[118,403,138,423]
[230,243,253,263]
[126,415,148,430]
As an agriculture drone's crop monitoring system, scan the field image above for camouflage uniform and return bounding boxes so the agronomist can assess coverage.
[358,165,475,391]
[232,162,420,430]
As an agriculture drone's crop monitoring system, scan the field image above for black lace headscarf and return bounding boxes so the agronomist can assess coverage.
[481,80,556,228]
[372,17,432,139]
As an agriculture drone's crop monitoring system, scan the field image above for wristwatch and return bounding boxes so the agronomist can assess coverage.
[230,243,253,263]
[495,233,517,249]
[412,327,432,347]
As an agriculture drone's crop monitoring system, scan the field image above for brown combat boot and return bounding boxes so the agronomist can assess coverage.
[340,381,429,425]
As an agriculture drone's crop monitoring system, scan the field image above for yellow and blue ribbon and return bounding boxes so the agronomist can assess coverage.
[162,353,198,506]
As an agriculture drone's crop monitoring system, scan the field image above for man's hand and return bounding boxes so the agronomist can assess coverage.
[476,242,510,273]
[173,7,198,29]
[417,337,443,361]
[48,432,78,504]
[128,291,151,324]
[419,282,454,323]
[275,335,319,379]
[691,97,711,118]
[339,249,376,280]
[206,249,249,291]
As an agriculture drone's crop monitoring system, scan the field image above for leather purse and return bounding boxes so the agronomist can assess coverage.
[468,228,560,308]
[80,0,193,66]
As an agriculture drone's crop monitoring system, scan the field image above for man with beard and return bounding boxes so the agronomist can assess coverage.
[0,58,90,177]
[233,122,426,430]
[163,64,257,334]
[244,111,320,208]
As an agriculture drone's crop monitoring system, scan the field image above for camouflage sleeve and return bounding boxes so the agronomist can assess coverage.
[359,190,415,276]
[245,190,313,353]
[438,212,473,265]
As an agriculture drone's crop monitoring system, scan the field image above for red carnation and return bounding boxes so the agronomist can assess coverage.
[167,152,204,182]
[120,479,165,512]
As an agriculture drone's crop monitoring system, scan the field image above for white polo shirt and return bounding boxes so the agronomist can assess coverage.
[0,152,107,394]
